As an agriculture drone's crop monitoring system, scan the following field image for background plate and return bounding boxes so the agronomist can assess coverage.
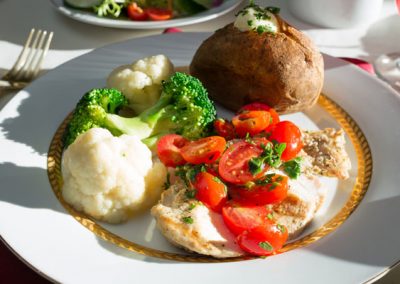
[49,0,244,29]
[0,33,399,283]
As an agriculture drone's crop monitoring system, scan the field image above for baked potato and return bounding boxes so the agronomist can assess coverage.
[190,10,324,114]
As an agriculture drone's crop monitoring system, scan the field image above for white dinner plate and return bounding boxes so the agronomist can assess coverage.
[49,0,244,29]
[0,33,399,284]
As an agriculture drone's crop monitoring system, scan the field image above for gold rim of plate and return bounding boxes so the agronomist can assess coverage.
[47,94,373,263]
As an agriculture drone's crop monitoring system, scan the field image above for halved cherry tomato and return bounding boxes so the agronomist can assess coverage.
[230,174,289,205]
[266,108,280,126]
[156,134,188,167]
[218,141,267,184]
[214,118,236,140]
[239,103,280,125]
[269,121,302,161]
[127,3,148,21]
[251,137,272,148]
[145,7,173,21]
[194,172,227,212]
[237,221,288,256]
[180,136,226,164]
[232,110,271,137]
[222,201,270,236]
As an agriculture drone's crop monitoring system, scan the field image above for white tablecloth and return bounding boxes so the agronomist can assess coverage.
[0,0,399,282]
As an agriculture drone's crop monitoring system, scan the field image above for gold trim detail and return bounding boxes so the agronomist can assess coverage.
[47,94,372,262]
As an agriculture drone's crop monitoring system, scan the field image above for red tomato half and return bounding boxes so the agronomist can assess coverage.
[145,8,173,21]
[267,108,280,125]
[214,118,236,140]
[232,110,271,137]
[194,172,227,212]
[156,134,188,167]
[222,201,270,236]
[127,3,148,21]
[237,221,288,256]
[180,136,226,164]
[218,141,267,184]
[239,103,280,125]
[230,174,289,205]
[269,121,302,161]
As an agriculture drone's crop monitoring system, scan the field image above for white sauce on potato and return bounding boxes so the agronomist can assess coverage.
[234,6,279,34]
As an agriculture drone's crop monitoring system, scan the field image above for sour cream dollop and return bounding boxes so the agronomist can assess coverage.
[234,6,279,34]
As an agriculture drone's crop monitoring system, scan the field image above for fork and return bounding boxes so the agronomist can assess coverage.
[0,28,53,91]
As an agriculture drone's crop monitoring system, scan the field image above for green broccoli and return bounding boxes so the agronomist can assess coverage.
[64,72,217,147]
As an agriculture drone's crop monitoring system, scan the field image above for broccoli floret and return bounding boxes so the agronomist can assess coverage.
[64,72,216,147]
[63,88,128,146]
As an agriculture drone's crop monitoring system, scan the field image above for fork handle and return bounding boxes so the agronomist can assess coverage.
[0,79,28,90]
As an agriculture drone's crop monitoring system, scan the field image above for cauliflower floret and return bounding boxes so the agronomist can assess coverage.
[62,128,167,223]
[106,54,174,114]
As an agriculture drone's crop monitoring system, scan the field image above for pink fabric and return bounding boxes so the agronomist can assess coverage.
[339,57,375,74]
[0,241,50,283]
[163,27,183,33]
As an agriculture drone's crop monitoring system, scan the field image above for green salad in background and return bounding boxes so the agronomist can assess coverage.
[64,0,225,21]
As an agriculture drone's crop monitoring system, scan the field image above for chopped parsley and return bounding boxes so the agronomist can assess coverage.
[256,25,268,35]
[277,224,286,233]
[213,176,223,183]
[163,172,171,190]
[269,181,280,191]
[248,142,286,175]
[185,189,196,199]
[266,6,280,14]
[175,164,206,187]
[188,203,197,211]
[267,213,274,220]
[254,173,276,186]
[283,157,302,179]
[258,241,273,251]
[182,216,194,224]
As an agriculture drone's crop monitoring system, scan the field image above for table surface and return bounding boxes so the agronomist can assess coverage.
[0,0,399,283]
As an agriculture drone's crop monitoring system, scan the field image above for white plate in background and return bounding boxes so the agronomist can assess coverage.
[49,0,244,29]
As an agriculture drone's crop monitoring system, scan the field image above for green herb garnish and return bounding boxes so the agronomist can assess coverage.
[185,189,196,199]
[182,216,194,224]
[269,181,280,191]
[258,241,273,251]
[175,164,206,187]
[248,142,286,175]
[277,224,286,233]
[188,203,197,211]
[163,172,171,190]
[283,157,302,179]
[254,173,276,186]
[266,6,280,14]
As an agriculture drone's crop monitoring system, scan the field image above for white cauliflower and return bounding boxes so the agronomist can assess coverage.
[62,128,167,224]
[106,54,174,114]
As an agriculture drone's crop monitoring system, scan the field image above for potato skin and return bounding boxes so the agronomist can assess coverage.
[190,21,324,114]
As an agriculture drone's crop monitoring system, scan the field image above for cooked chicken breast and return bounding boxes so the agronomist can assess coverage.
[269,170,325,240]
[301,128,351,179]
[151,128,350,258]
[151,182,243,258]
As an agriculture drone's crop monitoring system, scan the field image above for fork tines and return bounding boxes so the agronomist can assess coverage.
[3,28,54,82]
